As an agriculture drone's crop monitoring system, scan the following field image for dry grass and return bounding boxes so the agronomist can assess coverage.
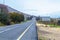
[36,23,60,40]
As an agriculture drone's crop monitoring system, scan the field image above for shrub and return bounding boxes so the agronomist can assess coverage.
[10,12,24,23]
[0,22,5,26]
[0,12,10,25]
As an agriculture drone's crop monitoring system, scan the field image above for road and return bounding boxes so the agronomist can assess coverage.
[0,19,38,40]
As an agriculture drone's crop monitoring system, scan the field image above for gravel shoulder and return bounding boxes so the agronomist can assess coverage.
[36,23,60,40]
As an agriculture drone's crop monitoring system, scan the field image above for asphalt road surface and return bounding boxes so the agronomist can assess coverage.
[0,19,38,40]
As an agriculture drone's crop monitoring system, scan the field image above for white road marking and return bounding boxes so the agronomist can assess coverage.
[17,23,33,40]
[0,21,31,33]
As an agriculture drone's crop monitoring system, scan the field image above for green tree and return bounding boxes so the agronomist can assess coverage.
[10,12,24,23]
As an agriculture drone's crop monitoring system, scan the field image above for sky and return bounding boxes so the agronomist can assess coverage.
[0,0,60,18]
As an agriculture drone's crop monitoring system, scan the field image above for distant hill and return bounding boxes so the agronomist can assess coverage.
[0,4,32,20]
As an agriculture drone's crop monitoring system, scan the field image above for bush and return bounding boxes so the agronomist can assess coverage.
[0,12,10,25]
[10,22,15,25]
[0,22,5,26]
[10,12,24,23]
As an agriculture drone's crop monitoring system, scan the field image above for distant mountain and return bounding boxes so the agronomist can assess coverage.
[6,5,31,16]
[0,4,32,20]
[7,6,20,13]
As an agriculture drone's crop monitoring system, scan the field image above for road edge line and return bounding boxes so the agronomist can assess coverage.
[17,23,33,40]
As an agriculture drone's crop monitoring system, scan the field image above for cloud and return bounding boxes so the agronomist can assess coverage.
[1,0,60,17]
[21,0,60,16]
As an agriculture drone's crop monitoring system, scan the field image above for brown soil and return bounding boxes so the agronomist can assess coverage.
[36,23,60,40]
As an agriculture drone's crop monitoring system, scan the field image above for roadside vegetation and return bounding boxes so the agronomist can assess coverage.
[36,17,60,40]
[10,12,24,24]
[0,12,24,26]
[48,24,60,28]
[39,37,47,40]
[37,20,60,28]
